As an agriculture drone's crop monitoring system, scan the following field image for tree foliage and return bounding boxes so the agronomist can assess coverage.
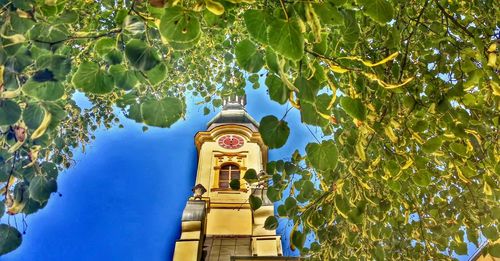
[0,0,499,259]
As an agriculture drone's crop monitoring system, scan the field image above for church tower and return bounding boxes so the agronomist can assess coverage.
[173,96,286,260]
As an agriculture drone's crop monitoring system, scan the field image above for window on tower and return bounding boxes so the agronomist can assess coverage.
[219,164,240,189]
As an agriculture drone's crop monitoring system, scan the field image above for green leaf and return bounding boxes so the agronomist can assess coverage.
[334,195,350,218]
[0,224,22,255]
[35,55,71,81]
[249,194,262,210]
[291,229,305,250]
[450,142,468,157]
[145,63,167,86]
[235,39,264,73]
[412,170,432,187]
[259,115,290,149]
[109,65,138,91]
[0,201,4,219]
[265,74,289,104]
[357,0,394,24]
[243,169,258,183]
[72,62,114,94]
[23,79,64,101]
[22,103,44,130]
[94,37,116,57]
[28,23,68,50]
[306,140,339,171]
[489,243,500,258]
[454,242,468,255]
[266,186,281,202]
[301,180,315,198]
[295,76,320,103]
[342,10,360,44]
[159,7,201,49]
[140,97,184,128]
[340,96,366,121]
[29,175,57,204]
[422,136,443,154]
[125,39,161,72]
[267,18,304,61]
[230,179,240,190]
[483,226,499,241]
[243,10,268,44]
[264,216,278,230]
[123,15,145,35]
[313,3,343,25]
[0,100,22,125]
[285,197,297,215]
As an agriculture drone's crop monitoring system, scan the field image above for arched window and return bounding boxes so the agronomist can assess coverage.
[219,164,240,189]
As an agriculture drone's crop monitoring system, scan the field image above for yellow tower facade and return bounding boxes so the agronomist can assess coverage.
[173,96,290,261]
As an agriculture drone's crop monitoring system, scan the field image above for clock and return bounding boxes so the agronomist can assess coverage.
[218,135,244,149]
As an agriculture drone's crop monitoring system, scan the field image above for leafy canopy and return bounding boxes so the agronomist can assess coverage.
[0,0,499,259]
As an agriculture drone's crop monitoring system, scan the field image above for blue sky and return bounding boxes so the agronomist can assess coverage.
[0,81,316,260]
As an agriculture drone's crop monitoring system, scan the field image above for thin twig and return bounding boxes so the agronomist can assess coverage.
[279,0,289,20]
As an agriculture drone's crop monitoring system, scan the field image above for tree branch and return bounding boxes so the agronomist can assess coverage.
[434,0,475,39]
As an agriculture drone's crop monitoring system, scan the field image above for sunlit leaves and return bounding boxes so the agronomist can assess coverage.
[267,18,304,61]
[259,115,290,149]
[125,39,160,72]
[357,0,394,25]
[340,96,366,121]
[412,170,432,187]
[235,39,264,73]
[22,80,64,101]
[35,55,71,81]
[140,97,184,128]
[72,62,114,94]
[22,103,45,130]
[0,224,22,255]
[265,74,289,104]
[422,137,443,154]
[243,10,268,44]
[159,7,201,50]
[28,23,68,50]
[109,65,138,91]
[306,140,338,171]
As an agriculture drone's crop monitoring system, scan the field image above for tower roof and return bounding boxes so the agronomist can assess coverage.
[207,95,259,131]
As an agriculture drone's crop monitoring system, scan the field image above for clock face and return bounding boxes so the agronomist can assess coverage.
[218,135,244,149]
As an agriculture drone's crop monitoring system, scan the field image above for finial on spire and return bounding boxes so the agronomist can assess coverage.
[222,95,246,110]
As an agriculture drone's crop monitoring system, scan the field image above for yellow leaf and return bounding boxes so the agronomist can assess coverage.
[362,72,414,89]
[491,81,500,96]
[325,77,337,109]
[401,158,413,170]
[356,142,366,161]
[289,92,300,109]
[0,65,3,86]
[8,141,23,153]
[483,182,492,196]
[0,176,16,195]
[339,52,400,67]
[384,126,398,143]
[31,109,52,140]
[0,88,21,99]
[326,60,349,73]
[455,166,470,184]
[205,0,224,16]
[411,132,424,144]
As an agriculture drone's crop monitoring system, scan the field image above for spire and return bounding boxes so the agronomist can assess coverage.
[207,94,259,131]
[222,95,246,110]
